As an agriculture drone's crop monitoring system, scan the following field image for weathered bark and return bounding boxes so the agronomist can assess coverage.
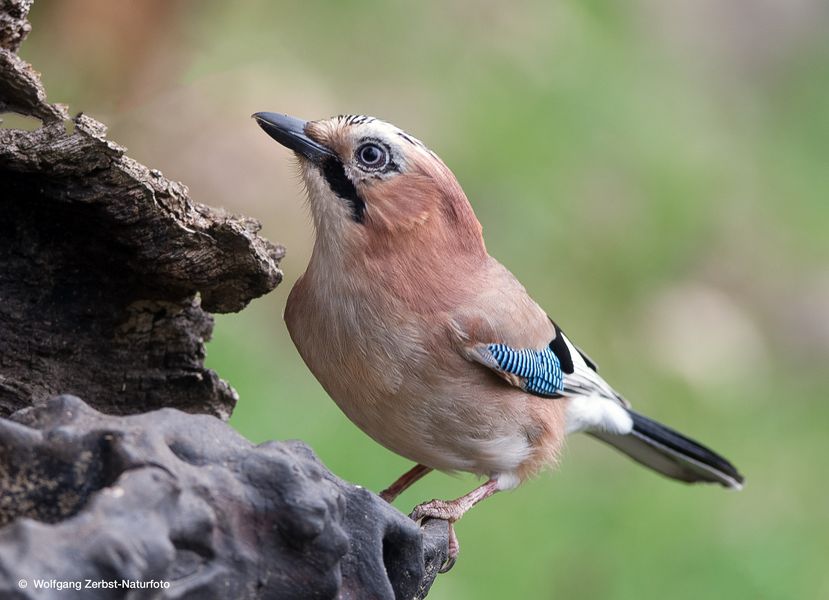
[0,0,283,418]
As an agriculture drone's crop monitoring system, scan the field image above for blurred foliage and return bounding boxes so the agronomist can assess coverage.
[19,0,829,598]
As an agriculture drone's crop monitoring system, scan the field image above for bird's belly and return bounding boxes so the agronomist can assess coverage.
[301,342,558,478]
[337,384,536,476]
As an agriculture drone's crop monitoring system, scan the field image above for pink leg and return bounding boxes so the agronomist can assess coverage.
[409,479,500,572]
[379,463,433,503]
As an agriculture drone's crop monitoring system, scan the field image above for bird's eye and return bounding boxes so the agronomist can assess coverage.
[356,142,389,170]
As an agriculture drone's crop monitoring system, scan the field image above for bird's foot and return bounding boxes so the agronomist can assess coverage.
[409,478,499,524]
[410,500,464,572]
[409,479,500,573]
[410,498,466,523]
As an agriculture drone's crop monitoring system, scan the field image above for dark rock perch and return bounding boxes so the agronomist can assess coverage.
[0,1,449,598]
[0,396,449,600]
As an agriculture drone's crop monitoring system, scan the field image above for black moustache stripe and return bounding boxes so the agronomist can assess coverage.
[320,158,366,224]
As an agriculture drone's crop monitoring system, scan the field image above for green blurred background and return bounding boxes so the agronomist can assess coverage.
[19,1,829,598]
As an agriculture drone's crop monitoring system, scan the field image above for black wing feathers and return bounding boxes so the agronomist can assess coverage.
[548,321,574,374]
[548,319,600,373]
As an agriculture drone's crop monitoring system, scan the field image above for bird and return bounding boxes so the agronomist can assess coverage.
[253,111,744,570]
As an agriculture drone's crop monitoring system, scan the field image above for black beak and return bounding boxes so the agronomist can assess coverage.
[252,112,336,163]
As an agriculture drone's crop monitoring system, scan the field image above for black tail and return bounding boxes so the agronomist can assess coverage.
[589,410,744,490]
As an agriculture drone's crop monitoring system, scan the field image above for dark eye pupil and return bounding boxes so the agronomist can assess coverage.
[359,144,384,166]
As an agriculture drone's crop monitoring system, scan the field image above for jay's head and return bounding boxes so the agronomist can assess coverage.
[253,112,484,259]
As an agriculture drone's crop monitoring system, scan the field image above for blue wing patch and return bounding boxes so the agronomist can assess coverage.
[486,343,564,396]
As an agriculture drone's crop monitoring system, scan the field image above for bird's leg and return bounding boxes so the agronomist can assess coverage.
[409,478,500,572]
[379,463,433,503]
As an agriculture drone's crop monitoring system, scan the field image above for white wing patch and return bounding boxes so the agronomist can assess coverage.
[565,396,633,435]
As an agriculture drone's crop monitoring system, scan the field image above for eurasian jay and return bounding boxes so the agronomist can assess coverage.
[253,112,744,569]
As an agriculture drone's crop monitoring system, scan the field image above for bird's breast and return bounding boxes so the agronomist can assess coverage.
[285,271,420,410]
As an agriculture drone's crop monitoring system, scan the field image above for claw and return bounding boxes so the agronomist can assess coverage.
[439,524,460,572]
